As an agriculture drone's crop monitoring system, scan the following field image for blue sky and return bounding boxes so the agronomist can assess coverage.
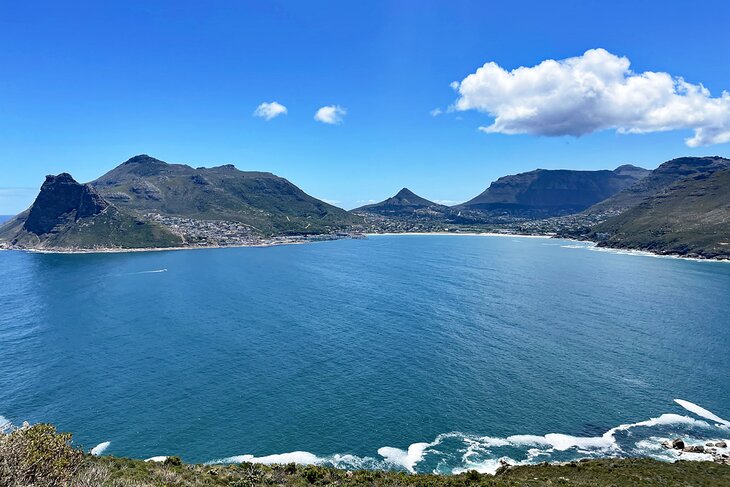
[2,0,730,213]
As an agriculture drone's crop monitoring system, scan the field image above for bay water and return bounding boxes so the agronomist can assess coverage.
[1,235,728,473]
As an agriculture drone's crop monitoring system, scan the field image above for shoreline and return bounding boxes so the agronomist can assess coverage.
[367,231,730,262]
[0,235,344,255]
[2,231,729,262]
[364,231,553,239]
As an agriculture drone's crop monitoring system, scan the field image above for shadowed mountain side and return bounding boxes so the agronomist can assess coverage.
[586,156,730,215]
[459,166,649,218]
[0,173,182,250]
[590,168,730,259]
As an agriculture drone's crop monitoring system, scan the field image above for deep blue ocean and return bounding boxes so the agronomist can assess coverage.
[1,235,728,473]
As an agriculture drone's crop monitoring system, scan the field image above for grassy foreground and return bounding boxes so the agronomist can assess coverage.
[82,456,730,487]
[2,424,730,486]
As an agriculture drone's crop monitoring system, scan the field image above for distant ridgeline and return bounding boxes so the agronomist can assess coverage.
[589,160,730,259]
[1,154,729,257]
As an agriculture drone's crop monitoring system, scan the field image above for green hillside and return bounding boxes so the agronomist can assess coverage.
[586,156,730,214]
[92,155,361,235]
[590,168,730,259]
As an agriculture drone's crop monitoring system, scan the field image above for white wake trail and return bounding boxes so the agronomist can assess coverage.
[674,399,730,426]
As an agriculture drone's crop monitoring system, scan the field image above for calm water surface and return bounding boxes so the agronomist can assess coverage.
[1,235,728,473]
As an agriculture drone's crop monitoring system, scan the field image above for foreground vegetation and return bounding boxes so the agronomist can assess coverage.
[2,423,729,486]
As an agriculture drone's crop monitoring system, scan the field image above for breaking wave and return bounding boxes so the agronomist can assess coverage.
[207,399,729,474]
[90,441,110,456]
[0,415,12,433]
[559,242,730,263]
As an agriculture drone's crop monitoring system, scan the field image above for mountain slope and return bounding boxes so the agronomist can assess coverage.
[586,156,730,214]
[0,173,182,250]
[590,168,730,259]
[354,188,449,217]
[459,166,649,218]
[92,155,360,234]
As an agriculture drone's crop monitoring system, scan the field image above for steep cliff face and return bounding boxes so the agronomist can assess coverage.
[0,172,182,250]
[23,173,109,234]
[458,166,648,217]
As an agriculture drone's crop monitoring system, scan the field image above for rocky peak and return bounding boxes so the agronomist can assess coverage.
[23,173,109,234]
[122,154,165,165]
[394,188,418,199]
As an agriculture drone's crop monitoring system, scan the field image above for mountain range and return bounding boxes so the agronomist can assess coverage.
[590,166,730,258]
[457,165,651,218]
[585,156,730,215]
[1,154,729,258]
[0,155,360,250]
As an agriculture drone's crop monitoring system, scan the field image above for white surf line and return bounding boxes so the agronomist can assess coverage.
[214,451,321,466]
[145,456,169,462]
[0,415,11,433]
[378,440,436,473]
[207,401,728,473]
[90,441,110,456]
[674,399,730,426]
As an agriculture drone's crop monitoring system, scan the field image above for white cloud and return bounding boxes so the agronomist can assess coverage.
[453,48,730,146]
[253,101,287,120]
[433,199,460,206]
[430,108,443,117]
[314,105,346,125]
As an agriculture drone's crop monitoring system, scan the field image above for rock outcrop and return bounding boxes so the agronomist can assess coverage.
[23,173,109,234]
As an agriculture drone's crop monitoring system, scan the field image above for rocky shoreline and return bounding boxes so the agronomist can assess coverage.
[663,437,730,464]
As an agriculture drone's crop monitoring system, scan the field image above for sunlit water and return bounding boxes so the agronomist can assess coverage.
[1,235,728,473]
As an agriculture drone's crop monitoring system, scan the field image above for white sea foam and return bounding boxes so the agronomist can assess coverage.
[145,456,168,462]
[452,458,505,475]
[378,441,434,472]
[561,243,730,263]
[0,415,11,433]
[214,451,322,465]
[205,400,727,474]
[90,441,110,456]
[674,399,730,426]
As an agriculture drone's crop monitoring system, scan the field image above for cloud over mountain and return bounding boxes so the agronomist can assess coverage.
[452,48,730,146]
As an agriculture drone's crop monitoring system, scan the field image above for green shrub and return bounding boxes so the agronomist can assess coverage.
[164,455,183,466]
[0,422,83,487]
[301,464,327,484]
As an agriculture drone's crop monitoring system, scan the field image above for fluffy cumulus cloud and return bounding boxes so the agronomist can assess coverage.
[314,105,346,124]
[253,101,287,120]
[452,48,730,146]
